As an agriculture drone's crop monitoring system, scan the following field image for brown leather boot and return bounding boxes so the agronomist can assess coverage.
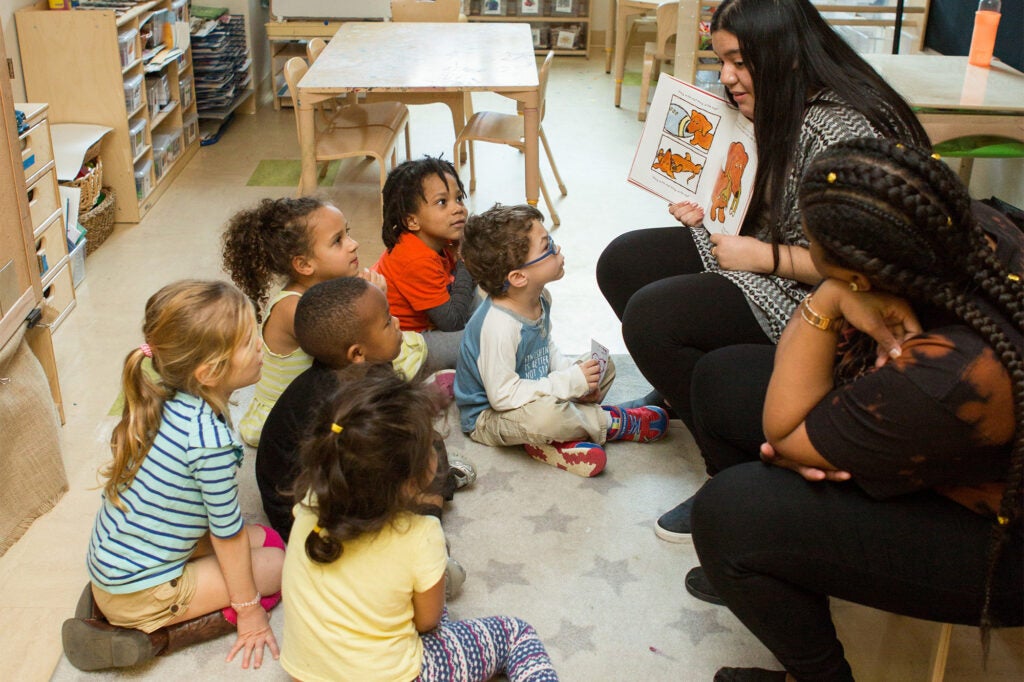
[153,609,236,656]
[61,617,158,671]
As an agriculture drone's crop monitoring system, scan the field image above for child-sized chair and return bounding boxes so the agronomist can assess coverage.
[638,1,679,122]
[283,57,408,220]
[453,51,566,226]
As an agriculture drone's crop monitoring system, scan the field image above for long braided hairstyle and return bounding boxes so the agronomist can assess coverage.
[293,363,439,564]
[799,137,1024,645]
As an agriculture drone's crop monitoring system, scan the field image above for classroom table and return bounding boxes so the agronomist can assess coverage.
[295,22,540,204]
[608,0,660,107]
[862,54,1024,145]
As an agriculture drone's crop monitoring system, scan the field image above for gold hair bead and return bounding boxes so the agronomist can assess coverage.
[1009,273,1021,282]
[331,423,343,434]
[826,172,837,184]
[931,152,941,160]
[997,516,1009,526]
[895,143,904,149]
[947,217,952,227]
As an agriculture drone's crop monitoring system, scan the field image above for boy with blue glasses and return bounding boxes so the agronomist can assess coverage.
[455,204,668,477]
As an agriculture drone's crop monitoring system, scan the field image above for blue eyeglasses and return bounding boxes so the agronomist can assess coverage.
[517,237,558,269]
[502,237,558,291]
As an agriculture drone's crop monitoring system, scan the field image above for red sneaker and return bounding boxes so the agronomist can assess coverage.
[524,441,606,477]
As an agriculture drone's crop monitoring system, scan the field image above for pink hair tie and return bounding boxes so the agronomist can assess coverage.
[139,343,153,358]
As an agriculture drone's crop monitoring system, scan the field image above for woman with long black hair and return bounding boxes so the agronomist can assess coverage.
[596,0,929,540]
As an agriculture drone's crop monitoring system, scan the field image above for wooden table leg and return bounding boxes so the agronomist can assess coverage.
[297,98,317,196]
[605,0,617,73]
[614,1,629,106]
[522,95,540,208]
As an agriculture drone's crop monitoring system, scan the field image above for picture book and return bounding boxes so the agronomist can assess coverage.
[628,73,758,236]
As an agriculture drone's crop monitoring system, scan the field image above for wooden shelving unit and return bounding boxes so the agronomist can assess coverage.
[466,1,591,57]
[16,0,200,224]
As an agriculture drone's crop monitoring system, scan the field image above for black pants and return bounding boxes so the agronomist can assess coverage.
[596,227,771,431]
[688,346,1024,681]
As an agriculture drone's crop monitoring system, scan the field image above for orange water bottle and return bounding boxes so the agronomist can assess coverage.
[968,0,1001,67]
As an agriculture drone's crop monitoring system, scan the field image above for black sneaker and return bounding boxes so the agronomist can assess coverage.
[654,495,696,542]
[685,566,725,606]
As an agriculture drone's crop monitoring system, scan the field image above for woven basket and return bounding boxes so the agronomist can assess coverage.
[81,187,115,256]
[64,158,103,212]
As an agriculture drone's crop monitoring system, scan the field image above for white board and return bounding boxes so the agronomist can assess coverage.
[269,0,391,21]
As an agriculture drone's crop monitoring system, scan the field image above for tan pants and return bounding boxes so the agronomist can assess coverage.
[91,562,198,633]
[470,357,616,446]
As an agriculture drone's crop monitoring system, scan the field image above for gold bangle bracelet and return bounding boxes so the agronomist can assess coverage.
[800,294,840,332]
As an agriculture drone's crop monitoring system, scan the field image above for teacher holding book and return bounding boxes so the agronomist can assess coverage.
[596,0,928,541]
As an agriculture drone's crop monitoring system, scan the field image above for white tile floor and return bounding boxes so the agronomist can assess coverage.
[1,51,1021,681]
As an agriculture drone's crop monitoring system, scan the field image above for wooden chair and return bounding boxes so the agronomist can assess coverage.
[305,38,413,161]
[453,51,566,226]
[390,0,463,22]
[356,1,472,162]
[283,57,408,217]
[638,1,679,122]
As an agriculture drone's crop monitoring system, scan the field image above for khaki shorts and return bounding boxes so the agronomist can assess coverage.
[92,563,198,633]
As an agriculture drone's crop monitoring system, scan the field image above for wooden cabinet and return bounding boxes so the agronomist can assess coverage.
[466,0,591,56]
[0,29,65,423]
[16,0,200,224]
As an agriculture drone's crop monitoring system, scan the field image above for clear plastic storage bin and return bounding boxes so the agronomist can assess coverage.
[123,73,144,114]
[134,158,153,199]
[151,128,183,179]
[117,28,138,68]
[146,73,170,118]
[128,116,147,158]
[178,76,193,110]
[182,111,199,147]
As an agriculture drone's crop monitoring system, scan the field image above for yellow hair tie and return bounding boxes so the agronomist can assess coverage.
[1009,273,1021,282]
[997,516,1009,526]
[826,172,837,184]
[895,143,904,149]
[331,423,343,434]
[931,152,941,160]
[313,524,325,535]
[946,217,952,227]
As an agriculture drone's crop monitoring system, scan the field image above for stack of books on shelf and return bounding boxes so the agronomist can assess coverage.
[191,13,251,118]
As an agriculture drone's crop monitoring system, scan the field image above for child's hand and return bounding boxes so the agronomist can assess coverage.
[669,201,704,227]
[226,607,279,669]
[360,268,387,292]
[578,359,601,394]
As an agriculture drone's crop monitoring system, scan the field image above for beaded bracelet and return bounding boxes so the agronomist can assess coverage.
[230,592,261,610]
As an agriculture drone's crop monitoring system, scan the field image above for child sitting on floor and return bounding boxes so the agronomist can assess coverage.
[222,196,427,447]
[281,363,559,682]
[257,277,474,544]
[374,156,479,370]
[62,280,283,672]
[455,204,669,478]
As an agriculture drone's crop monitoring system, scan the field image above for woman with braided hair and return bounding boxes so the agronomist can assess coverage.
[683,138,1023,682]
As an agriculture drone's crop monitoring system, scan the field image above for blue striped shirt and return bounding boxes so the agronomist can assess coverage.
[87,392,244,593]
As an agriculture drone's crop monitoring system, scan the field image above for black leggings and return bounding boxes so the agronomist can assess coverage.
[596,227,771,430]
[693,465,1024,681]
[688,345,1024,680]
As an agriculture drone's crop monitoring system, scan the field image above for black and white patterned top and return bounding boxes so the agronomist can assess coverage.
[692,90,890,342]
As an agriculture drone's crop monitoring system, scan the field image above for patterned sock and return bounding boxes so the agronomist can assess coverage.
[603,405,669,442]
[523,441,606,477]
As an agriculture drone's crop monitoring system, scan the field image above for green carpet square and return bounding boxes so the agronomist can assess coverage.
[246,159,341,187]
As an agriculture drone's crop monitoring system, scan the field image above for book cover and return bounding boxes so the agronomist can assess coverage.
[628,74,757,236]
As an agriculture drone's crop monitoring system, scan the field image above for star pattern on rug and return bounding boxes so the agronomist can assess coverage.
[546,617,598,658]
[579,471,627,495]
[475,559,531,592]
[474,466,521,494]
[582,555,641,597]
[522,503,578,534]
[440,508,473,538]
[667,605,733,645]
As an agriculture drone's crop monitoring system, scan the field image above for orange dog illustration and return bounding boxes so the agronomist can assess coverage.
[679,110,714,150]
[652,148,702,183]
[708,142,748,223]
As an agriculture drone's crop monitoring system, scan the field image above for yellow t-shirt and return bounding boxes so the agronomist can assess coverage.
[281,504,447,682]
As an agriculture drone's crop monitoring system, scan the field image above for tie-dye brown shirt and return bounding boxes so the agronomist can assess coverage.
[805,326,1014,500]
